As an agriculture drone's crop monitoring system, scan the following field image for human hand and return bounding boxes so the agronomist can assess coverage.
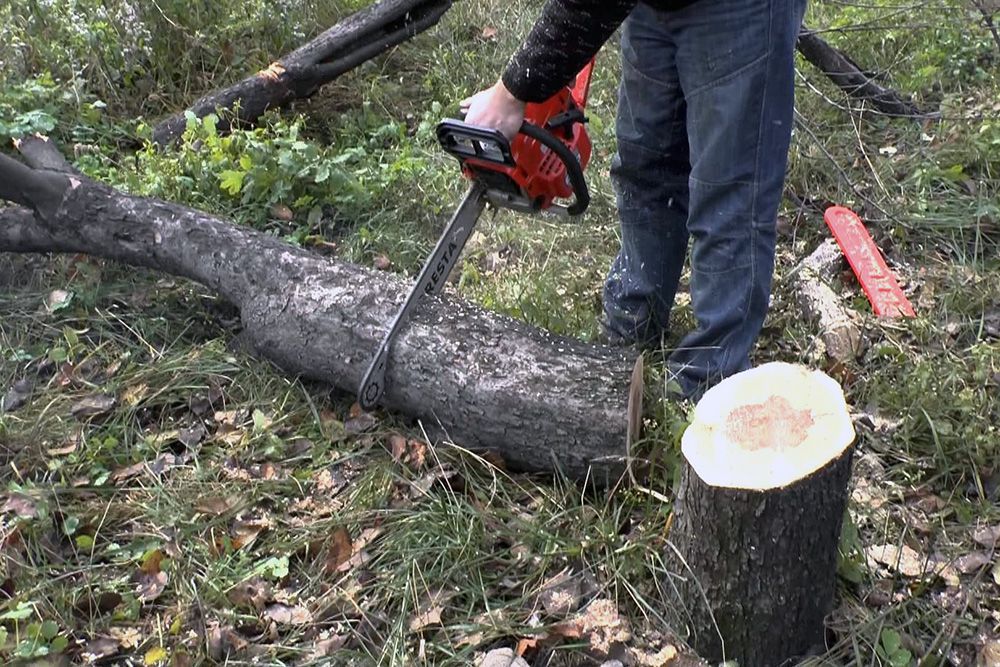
[460,79,526,140]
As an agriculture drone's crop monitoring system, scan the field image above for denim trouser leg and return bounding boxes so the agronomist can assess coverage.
[602,11,690,348]
[603,0,807,398]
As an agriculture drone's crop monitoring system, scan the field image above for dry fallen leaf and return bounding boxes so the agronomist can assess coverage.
[249,462,284,480]
[314,467,349,494]
[389,434,408,461]
[389,434,428,469]
[308,634,348,660]
[228,577,272,611]
[179,424,207,448]
[231,516,272,550]
[71,394,117,420]
[956,552,993,574]
[111,461,146,482]
[867,544,927,578]
[109,626,143,649]
[75,591,123,619]
[410,466,459,498]
[207,624,248,662]
[515,636,540,656]
[539,569,583,618]
[170,651,193,667]
[113,453,187,482]
[552,598,631,656]
[195,494,243,515]
[974,525,1000,548]
[122,383,149,406]
[867,545,961,585]
[81,637,120,661]
[2,377,33,412]
[136,571,169,602]
[270,204,294,221]
[409,605,443,632]
[46,437,79,457]
[45,288,74,312]
[345,410,378,435]
[629,645,680,667]
[264,603,313,625]
[2,493,39,519]
[337,527,382,573]
[324,527,354,574]
[979,637,1000,667]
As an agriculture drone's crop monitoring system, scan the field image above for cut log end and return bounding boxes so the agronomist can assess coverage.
[682,361,855,490]
[666,361,856,665]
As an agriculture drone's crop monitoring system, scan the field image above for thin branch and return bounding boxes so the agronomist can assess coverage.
[971,0,1000,53]
[792,109,895,224]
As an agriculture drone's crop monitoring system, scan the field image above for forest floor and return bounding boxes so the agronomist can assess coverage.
[2,0,999,665]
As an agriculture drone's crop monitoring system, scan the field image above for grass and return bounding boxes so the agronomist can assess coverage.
[2,0,1000,665]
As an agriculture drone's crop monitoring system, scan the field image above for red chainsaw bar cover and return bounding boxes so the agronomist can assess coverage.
[823,205,915,318]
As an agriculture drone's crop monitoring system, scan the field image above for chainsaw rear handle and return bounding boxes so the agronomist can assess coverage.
[518,121,590,216]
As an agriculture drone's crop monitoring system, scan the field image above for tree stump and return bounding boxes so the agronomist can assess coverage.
[664,362,855,666]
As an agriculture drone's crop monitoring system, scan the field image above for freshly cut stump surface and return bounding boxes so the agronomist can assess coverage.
[664,362,855,667]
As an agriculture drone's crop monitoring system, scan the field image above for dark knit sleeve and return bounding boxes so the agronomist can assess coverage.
[501,0,637,103]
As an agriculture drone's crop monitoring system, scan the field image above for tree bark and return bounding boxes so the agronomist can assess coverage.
[797,27,924,117]
[0,138,633,483]
[151,0,453,147]
[663,362,855,666]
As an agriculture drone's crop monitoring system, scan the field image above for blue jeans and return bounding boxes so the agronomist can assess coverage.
[602,0,807,398]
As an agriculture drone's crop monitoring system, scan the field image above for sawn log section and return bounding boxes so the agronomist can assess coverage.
[0,138,633,482]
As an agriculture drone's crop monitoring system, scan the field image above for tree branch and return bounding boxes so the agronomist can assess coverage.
[14,135,76,173]
[151,0,453,147]
[797,27,924,118]
[0,152,70,214]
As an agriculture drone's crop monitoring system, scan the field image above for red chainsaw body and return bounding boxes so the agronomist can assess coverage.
[458,61,594,211]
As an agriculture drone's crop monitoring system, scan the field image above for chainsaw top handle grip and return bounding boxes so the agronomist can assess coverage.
[518,121,590,216]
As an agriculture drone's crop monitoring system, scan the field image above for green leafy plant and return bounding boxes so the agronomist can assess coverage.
[0,604,69,660]
[876,628,913,667]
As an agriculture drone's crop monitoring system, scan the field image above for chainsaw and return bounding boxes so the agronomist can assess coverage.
[357,60,595,410]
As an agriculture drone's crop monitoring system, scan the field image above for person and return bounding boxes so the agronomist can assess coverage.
[463,0,808,400]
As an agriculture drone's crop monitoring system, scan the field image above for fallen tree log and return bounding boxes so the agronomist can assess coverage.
[796,27,923,117]
[151,0,453,147]
[0,137,633,482]
[664,362,855,666]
